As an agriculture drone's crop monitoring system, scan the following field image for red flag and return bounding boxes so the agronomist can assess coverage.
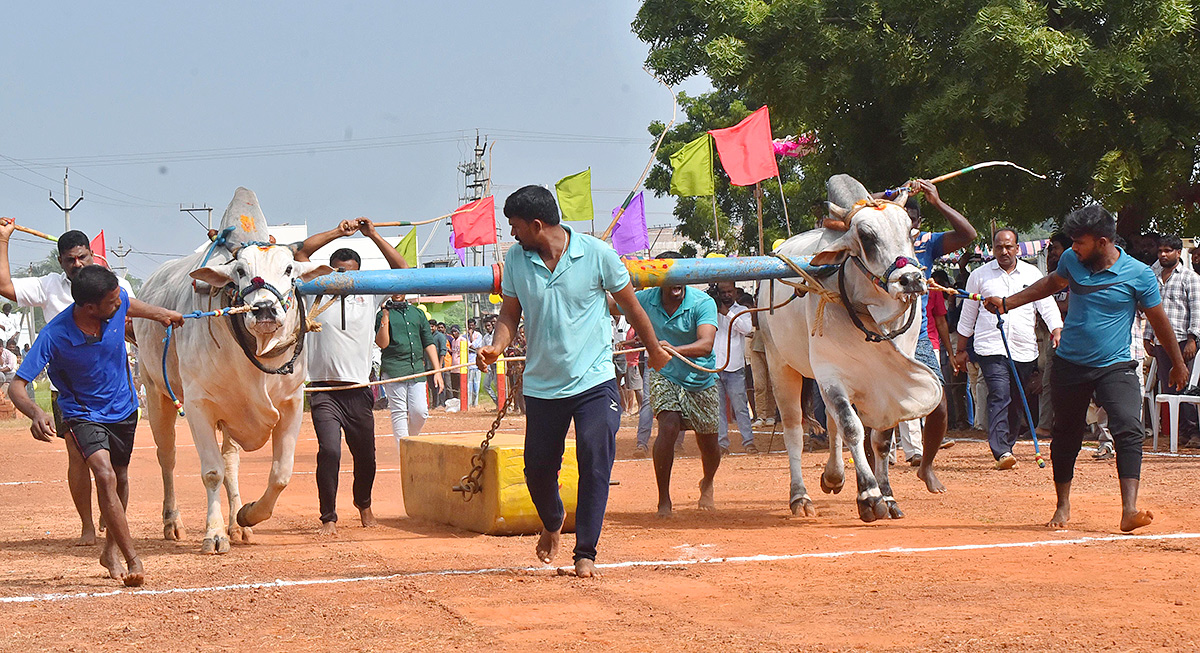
[451,196,497,248]
[90,230,109,268]
[708,105,779,186]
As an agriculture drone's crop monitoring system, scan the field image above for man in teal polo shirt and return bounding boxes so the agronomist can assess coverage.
[478,185,669,578]
[631,252,719,518]
[981,206,1186,532]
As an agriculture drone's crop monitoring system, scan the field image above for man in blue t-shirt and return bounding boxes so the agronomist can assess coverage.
[626,252,719,518]
[8,266,183,587]
[981,206,1186,533]
[477,185,669,579]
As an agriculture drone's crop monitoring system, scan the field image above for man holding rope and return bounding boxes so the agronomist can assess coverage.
[294,218,412,536]
[478,185,669,578]
[981,206,1185,531]
[0,220,136,547]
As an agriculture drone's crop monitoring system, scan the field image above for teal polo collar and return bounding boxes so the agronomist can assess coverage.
[522,223,585,277]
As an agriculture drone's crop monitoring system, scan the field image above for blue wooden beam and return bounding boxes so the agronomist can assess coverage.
[296,255,829,296]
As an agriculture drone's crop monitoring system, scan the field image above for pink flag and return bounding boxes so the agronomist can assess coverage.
[610,192,648,256]
[450,233,466,266]
[709,106,779,186]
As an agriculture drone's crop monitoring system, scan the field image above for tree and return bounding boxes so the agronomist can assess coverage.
[635,0,1200,238]
[644,90,826,254]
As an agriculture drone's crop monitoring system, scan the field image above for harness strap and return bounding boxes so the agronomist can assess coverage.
[837,259,918,342]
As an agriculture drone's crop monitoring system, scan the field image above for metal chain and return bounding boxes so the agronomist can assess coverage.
[452,362,522,501]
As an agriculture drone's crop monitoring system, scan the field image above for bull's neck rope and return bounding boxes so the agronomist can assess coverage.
[223,281,308,375]
[838,258,919,342]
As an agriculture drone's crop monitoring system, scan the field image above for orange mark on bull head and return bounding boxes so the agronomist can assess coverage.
[240,214,256,232]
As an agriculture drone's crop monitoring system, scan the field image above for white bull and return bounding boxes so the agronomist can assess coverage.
[759,175,941,522]
[134,188,330,553]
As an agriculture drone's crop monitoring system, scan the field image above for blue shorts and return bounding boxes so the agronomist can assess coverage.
[915,336,944,385]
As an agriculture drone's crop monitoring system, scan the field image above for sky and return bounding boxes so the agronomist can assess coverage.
[0,1,710,279]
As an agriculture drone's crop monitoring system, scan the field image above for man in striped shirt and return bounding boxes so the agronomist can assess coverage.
[1142,234,1200,448]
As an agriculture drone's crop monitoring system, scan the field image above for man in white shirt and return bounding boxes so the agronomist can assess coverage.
[0,223,136,546]
[294,218,407,536]
[714,282,756,454]
[955,229,1063,469]
[0,303,20,350]
[466,318,483,407]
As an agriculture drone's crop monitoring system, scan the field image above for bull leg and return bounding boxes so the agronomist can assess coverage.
[771,363,815,516]
[822,386,886,522]
[237,401,299,527]
[221,434,251,544]
[185,411,229,554]
[145,387,185,541]
[818,386,846,495]
[869,428,904,519]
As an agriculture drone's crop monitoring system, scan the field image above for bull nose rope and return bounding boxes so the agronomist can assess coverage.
[160,305,254,416]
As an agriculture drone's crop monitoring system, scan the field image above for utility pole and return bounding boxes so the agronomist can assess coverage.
[457,130,490,321]
[180,204,214,230]
[109,238,133,279]
[48,168,83,231]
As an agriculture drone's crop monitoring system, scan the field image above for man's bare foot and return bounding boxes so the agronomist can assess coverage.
[917,465,946,494]
[1047,505,1070,529]
[1120,509,1154,532]
[535,528,560,564]
[100,544,125,580]
[574,558,600,578]
[656,501,673,519]
[121,556,144,588]
[359,507,378,528]
[318,521,337,536]
[74,529,98,547]
[698,479,715,510]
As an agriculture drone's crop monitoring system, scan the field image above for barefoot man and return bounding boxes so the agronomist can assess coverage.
[981,206,1186,532]
[478,185,669,578]
[615,252,720,517]
[8,265,183,585]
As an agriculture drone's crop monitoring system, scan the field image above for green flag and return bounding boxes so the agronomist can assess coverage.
[555,168,594,221]
[670,134,715,197]
[395,228,417,268]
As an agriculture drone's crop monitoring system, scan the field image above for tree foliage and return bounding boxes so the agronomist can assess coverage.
[635,0,1200,238]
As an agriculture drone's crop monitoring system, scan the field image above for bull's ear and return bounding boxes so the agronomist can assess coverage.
[189,262,237,287]
[294,262,334,282]
[809,235,853,266]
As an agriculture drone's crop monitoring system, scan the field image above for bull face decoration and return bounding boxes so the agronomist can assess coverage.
[811,193,927,302]
[190,245,332,355]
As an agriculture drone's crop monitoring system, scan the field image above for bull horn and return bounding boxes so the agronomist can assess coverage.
[826,201,849,221]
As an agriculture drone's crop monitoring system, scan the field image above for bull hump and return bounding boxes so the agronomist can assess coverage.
[218,187,271,243]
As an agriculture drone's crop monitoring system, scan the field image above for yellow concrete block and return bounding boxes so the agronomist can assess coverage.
[398,433,578,535]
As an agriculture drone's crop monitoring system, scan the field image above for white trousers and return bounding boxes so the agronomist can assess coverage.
[383,376,428,453]
[897,419,923,458]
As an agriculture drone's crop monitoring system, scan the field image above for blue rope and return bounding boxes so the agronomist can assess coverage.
[159,306,247,417]
[200,226,236,269]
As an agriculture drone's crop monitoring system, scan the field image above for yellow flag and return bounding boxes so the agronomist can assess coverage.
[670,134,715,197]
[395,228,417,267]
[555,168,594,221]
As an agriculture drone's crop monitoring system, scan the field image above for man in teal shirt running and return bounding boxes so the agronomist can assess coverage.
[629,252,719,518]
[478,185,669,578]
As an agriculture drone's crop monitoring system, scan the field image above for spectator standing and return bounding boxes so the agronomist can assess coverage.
[714,282,756,454]
[1142,234,1200,449]
[465,318,483,407]
[447,324,463,404]
[1036,232,1072,439]
[956,229,1063,469]
[481,317,498,404]
[429,319,449,407]
[0,303,20,351]
[376,295,443,444]
[294,219,408,535]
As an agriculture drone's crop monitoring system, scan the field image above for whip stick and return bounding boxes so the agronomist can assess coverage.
[373,208,472,228]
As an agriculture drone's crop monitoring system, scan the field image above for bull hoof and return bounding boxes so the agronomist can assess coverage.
[200,534,230,555]
[887,501,905,520]
[236,502,256,527]
[228,524,253,545]
[820,472,845,495]
[163,510,185,541]
[856,496,887,523]
[790,497,817,517]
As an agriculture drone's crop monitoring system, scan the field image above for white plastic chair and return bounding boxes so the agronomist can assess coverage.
[1153,356,1200,453]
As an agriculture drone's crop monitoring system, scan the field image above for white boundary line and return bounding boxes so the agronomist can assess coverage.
[2,531,1197,604]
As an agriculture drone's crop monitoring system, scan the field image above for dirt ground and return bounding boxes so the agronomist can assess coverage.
[0,406,1198,652]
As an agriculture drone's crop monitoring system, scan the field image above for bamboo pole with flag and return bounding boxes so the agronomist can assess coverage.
[610,192,648,256]
[709,106,779,255]
[669,133,721,247]
[555,169,594,223]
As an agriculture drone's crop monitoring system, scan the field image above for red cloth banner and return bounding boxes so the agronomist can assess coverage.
[708,106,779,186]
[451,196,497,249]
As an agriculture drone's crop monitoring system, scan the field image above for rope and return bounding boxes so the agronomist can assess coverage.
[771,252,842,336]
[159,305,255,417]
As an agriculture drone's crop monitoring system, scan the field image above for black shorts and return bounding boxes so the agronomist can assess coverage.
[50,391,73,439]
[65,410,138,467]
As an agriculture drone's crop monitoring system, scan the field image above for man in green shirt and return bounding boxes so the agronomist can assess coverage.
[375,294,443,448]
[429,318,449,407]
